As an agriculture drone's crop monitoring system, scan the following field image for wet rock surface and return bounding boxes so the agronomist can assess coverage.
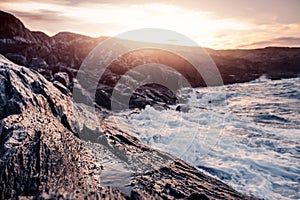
[94,118,258,200]
[0,54,259,199]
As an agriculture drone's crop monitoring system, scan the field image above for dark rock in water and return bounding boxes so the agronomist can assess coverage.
[175,105,208,113]
[130,84,178,109]
[126,84,177,110]
[0,56,258,199]
[176,105,191,113]
[94,83,177,110]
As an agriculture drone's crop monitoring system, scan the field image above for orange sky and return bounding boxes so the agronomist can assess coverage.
[1,0,300,49]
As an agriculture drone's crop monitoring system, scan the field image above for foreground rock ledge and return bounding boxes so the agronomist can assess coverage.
[0,56,257,199]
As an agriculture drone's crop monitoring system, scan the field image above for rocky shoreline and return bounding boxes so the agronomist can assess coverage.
[1,10,298,199]
[0,53,259,199]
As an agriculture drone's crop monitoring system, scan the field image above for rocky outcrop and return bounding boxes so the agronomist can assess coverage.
[0,11,37,43]
[0,11,104,81]
[0,56,258,199]
[0,112,102,198]
[0,55,102,198]
[0,55,77,133]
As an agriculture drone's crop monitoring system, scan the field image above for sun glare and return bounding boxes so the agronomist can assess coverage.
[1,1,253,48]
[67,3,253,47]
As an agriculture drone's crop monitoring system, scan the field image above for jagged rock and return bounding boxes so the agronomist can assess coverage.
[0,9,269,200]
[53,81,71,96]
[129,84,177,110]
[0,56,102,199]
[0,55,77,133]
[94,83,177,110]
[0,112,102,198]
[53,72,70,87]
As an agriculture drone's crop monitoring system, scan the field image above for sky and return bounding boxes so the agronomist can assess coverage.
[0,0,300,49]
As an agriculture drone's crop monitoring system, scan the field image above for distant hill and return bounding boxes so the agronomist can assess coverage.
[1,10,299,84]
[0,10,299,109]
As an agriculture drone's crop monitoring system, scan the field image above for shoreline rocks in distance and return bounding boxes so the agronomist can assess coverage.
[0,10,299,110]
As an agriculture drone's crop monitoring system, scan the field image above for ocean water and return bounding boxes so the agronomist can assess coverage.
[118,77,300,199]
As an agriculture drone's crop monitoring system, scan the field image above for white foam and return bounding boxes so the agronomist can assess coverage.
[118,78,300,199]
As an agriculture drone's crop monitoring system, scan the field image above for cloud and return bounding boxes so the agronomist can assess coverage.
[2,0,300,25]
[59,0,300,25]
[9,9,67,22]
[237,37,300,49]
